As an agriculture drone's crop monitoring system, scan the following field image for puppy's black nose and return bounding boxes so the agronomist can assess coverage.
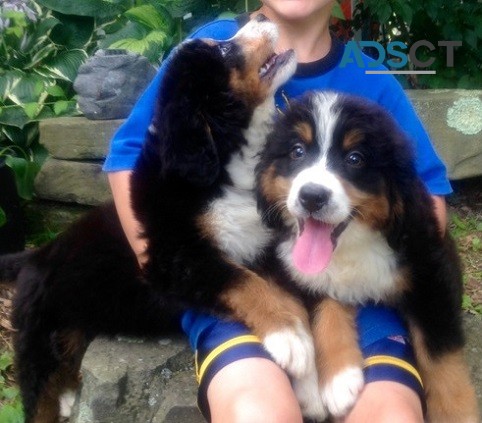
[299,183,331,213]
[255,14,269,22]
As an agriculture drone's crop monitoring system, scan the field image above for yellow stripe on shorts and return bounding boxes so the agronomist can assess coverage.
[364,354,423,387]
[196,334,262,383]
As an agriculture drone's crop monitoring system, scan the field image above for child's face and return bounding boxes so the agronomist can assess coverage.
[260,0,334,21]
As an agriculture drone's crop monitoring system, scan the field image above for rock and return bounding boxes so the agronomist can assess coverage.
[39,117,123,160]
[34,158,110,206]
[74,49,157,120]
[407,89,482,180]
[70,336,203,423]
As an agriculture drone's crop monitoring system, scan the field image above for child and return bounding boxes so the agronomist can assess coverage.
[104,1,451,421]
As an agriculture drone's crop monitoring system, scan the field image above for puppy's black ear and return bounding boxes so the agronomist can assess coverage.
[145,108,220,187]
[157,106,220,186]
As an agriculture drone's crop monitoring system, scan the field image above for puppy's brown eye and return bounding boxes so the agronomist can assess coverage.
[290,144,305,159]
[345,151,365,168]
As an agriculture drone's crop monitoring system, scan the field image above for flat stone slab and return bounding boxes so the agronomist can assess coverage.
[407,89,482,180]
[34,158,111,206]
[39,117,123,160]
[71,315,482,422]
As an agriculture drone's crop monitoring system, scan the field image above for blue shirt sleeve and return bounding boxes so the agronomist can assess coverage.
[377,76,452,195]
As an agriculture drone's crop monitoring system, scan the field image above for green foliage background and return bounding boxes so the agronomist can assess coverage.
[352,0,482,88]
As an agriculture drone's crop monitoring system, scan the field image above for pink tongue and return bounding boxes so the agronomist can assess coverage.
[292,218,334,274]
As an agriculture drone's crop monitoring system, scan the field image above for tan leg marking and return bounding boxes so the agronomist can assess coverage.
[410,323,480,423]
[34,330,86,423]
[312,297,363,382]
[219,269,309,337]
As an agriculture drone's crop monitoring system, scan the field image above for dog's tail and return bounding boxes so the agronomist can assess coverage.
[0,250,34,284]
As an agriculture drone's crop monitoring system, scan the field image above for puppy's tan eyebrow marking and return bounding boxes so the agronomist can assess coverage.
[294,121,314,144]
[342,129,364,150]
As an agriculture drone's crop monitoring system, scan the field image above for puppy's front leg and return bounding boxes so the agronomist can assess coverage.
[220,268,313,378]
[313,297,364,418]
[220,269,328,421]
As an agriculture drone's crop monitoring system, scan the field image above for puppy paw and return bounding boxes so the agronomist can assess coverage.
[293,369,328,421]
[321,367,364,417]
[59,389,77,418]
[262,320,314,378]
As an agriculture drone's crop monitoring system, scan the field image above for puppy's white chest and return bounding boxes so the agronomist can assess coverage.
[207,189,272,265]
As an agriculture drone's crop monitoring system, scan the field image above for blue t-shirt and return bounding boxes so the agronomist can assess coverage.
[103,17,451,195]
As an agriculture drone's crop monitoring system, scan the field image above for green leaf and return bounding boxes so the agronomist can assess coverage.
[1,387,19,401]
[50,14,95,50]
[331,2,346,20]
[125,5,171,31]
[36,0,131,18]
[464,29,478,49]
[0,208,6,228]
[0,403,24,423]
[23,103,41,120]
[5,156,40,200]
[0,352,13,372]
[8,74,45,105]
[53,100,69,115]
[46,85,66,98]
[41,50,88,82]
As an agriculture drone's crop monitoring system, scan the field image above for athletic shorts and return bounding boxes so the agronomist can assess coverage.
[181,304,425,421]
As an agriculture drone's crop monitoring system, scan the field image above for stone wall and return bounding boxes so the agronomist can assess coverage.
[35,90,482,214]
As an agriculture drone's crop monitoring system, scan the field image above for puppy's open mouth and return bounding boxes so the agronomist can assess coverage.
[259,50,295,79]
[292,217,350,275]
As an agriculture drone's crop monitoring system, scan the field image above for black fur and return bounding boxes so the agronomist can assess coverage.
[1,22,298,422]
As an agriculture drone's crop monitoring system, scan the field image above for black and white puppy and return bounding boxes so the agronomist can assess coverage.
[0,17,322,423]
[256,91,479,423]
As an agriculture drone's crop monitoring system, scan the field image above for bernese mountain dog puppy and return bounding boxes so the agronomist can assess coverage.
[0,17,319,422]
[256,91,479,422]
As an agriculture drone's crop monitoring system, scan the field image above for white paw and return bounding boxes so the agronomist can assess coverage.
[59,389,76,418]
[321,367,364,417]
[292,364,328,421]
[262,320,314,378]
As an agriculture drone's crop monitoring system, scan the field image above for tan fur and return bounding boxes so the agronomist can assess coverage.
[258,165,293,222]
[34,330,86,422]
[312,298,363,382]
[294,122,314,145]
[410,323,480,423]
[342,129,363,150]
[219,267,310,338]
[228,34,273,108]
[341,179,391,230]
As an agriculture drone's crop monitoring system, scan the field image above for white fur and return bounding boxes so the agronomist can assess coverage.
[206,190,273,264]
[321,366,365,417]
[262,320,315,379]
[313,92,340,156]
[281,91,401,304]
[206,98,277,264]
[59,389,76,418]
[280,220,400,304]
[204,17,297,264]
[287,157,351,225]
[292,361,328,421]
